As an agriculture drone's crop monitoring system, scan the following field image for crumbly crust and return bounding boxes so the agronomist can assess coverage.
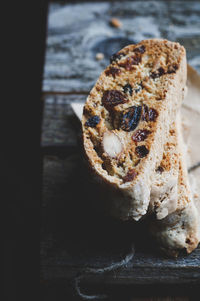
[82,39,187,220]
[150,202,200,257]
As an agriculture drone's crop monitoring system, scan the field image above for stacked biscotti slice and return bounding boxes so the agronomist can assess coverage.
[82,39,200,256]
[149,114,200,256]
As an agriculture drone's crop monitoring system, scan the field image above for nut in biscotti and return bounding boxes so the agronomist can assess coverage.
[82,39,187,221]
[102,131,123,158]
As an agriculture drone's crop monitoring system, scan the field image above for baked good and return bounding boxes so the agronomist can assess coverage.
[150,113,191,220]
[150,123,179,220]
[82,39,187,221]
[149,116,200,257]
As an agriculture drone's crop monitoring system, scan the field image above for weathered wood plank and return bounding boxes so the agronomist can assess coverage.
[43,1,200,92]
[41,94,86,147]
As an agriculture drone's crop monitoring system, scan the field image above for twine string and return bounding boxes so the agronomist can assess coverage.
[73,244,135,300]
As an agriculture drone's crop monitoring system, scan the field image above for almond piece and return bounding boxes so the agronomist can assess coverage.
[96,53,104,61]
[110,18,122,28]
[102,131,123,158]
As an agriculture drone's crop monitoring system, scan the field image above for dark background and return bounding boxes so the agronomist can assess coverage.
[3,1,48,300]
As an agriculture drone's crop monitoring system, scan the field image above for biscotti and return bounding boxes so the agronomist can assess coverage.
[82,39,187,221]
[150,114,186,220]
[149,117,200,257]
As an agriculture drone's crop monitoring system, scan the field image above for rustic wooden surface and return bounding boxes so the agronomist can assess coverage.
[41,1,200,300]
[43,1,200,93]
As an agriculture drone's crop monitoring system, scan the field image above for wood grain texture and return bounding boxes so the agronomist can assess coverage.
[43,1,200,92]
[42,94,86,147]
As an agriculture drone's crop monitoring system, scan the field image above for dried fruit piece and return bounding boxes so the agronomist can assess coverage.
[134,45,145,54]
[168,64,178,74]
[102,131,123,158]
[123,169,138,183]
[121,106,142,132]
[148,108,158,121]
[110,52,125,64]
[156,166,164,173]
[135,145,149,158]
[102,90,127,111]
[141,104,149,121]
[150,67,165,79]
[141,104,158,122]
[123,84,133,96]
[85,115,100,127]
[132,129,151,142]
[105,67,121,78]
[118,55,141,70]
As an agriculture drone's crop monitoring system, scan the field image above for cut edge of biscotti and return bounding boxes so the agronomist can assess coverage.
[149,189,200,258]
[82,39,186,220]
[148,116,200,257]
[149,126,179,220]
[150,113,191,220]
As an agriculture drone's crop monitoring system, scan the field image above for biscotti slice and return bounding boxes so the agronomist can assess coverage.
[150,112,192,220]
[149,117,200,257]
[149,198,200,257]
[150,87,189,220]
[150,122,179,219]
[82,39,186,221]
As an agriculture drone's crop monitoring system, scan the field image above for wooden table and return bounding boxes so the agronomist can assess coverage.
[40,1,200,300]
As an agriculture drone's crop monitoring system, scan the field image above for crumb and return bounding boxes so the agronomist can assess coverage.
[96,53,104,61]
[109,18,122,28]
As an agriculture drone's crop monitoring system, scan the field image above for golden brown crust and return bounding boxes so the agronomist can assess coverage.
[82,39,187,220]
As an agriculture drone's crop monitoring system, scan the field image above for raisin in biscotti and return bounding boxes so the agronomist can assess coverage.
[82,39,187,221]
[149,117,200,257]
